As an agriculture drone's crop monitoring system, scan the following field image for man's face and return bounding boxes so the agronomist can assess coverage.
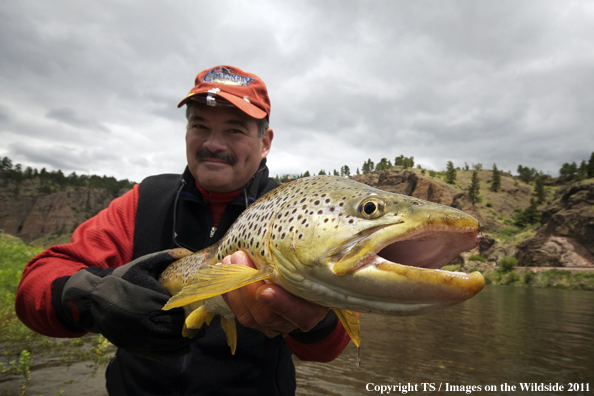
[185,104,273,193]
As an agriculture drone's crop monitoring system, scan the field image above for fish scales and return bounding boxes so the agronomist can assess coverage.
[159,175,485,353]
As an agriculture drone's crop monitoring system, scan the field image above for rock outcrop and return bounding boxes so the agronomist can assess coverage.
[516,181,594,267]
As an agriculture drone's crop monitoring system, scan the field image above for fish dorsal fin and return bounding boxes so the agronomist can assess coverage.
[332,308,361,347]
[163,264,275,310]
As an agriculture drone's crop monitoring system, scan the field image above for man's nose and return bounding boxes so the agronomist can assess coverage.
[202,131,226,152]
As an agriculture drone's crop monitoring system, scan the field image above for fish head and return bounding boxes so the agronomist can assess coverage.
[269,175,485,315]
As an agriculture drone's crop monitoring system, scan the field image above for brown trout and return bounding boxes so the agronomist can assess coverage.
[159,175,484,353]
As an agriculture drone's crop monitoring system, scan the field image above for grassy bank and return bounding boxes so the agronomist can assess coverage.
[0,234,113,396]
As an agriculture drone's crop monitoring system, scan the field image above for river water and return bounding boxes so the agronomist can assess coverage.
[294,285,594,395]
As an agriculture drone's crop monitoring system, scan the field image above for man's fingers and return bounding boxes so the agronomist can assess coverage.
[256,285,329,332]
[219,251,328,336]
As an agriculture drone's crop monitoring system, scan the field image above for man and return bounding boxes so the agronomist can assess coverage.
[15,65,350,395]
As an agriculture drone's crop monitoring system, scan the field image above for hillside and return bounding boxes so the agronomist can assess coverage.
[0,166,134,246]
[351,166,593,269]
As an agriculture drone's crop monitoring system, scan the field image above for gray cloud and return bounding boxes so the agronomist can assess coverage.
[46,108,110,133]
[1,0,593,182]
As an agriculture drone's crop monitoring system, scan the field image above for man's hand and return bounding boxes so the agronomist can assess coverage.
[55,248,196,361]
[221,251,329,338]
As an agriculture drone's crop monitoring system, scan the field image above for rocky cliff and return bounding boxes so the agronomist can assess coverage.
[0,177,128,243]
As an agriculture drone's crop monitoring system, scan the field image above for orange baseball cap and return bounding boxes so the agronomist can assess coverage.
[177,65,271,120]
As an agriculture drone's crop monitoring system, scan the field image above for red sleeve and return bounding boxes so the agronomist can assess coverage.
[15,185,139,338]
[285,320,351,362]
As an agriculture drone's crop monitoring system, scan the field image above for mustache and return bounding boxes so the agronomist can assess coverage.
[195,148,237,165]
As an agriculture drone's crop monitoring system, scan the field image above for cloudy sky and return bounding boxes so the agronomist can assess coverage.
[1,1,593,183]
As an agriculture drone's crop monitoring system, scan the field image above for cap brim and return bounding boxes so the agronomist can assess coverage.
[178,92,267,120]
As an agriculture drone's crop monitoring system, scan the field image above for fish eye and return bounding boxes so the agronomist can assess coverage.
[364,202,376,215]
[358,198,384,219]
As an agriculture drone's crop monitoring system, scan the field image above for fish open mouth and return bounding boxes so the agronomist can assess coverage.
[375,226,482,270]
[323,224,485,312]
[332,224,482,275]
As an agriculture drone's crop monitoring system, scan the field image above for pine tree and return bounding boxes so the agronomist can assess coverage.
[340,165,350,177]
[523,198,540,225]
[559,162,578,182]
[534,176,545,204]
[362,159,374,174]
[446,161,456,184]
[375,158,392,171]
[490,164,501,192]
[588,152,594,178]
[578,160,588,181]
[468,170,481,205]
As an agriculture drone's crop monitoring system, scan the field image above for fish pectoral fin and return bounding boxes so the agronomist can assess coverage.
[163,264,275,310]
[332,308,361,347]
[220,316,238,355]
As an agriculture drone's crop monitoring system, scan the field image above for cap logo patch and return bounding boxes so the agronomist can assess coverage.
[203,66,254,87]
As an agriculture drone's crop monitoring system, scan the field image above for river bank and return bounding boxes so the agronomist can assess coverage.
[442,261,594,290]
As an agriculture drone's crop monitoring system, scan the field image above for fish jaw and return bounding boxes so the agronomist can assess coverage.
[290,260,485,315]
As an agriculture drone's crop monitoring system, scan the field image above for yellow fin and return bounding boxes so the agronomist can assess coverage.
[163,264,275,310]
[185,305,216,330]
[182,324,200,339]
[220,316,238,355]
[332,308,361,347]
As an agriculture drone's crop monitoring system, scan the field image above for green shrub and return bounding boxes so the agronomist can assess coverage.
[501,270,520,285]
[534,272,550,288]
[484,271,501,285]
[499,256,518,272]
[440,264,462,272]
[468,254,487,262]
[486,201,493,207]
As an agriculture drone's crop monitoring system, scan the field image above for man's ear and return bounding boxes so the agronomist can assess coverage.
[260,128,273,160]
